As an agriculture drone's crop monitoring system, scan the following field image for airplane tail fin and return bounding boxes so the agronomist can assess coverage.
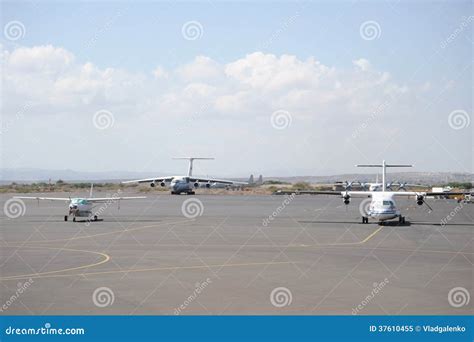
[357,160,412,192]
[173,157,214,177]
[248,174,255,184]
[257,175,263,185]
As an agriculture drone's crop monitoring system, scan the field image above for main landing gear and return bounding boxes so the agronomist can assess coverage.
[171,191,195,195]
[362,217,369,224]
[64,215,98,222]
[398,216,406,224]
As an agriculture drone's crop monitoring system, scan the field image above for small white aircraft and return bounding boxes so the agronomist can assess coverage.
[312,160,470,224]
[15,184,145,222]
[122,157,248,195]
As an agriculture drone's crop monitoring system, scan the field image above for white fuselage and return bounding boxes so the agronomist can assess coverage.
[366,193,401,221]
[69,198,93,217]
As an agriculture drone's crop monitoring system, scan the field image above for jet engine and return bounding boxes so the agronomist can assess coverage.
[150,182,156,188]
[194,182,200,188]
[160,182,166,187]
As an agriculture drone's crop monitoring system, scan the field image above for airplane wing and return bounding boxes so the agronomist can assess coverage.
[190,177,248,185]
[14,196,71,201]
[122,177,174,184]
[279,190,374,197]
[86,196,146,203]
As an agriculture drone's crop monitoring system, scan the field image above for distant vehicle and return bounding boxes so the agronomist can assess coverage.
[308,160,470,225]
[14,184,145,222]
[122,157,248,195]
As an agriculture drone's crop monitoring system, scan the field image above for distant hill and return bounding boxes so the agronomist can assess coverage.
[0,168,172,183]
[1,168,472,186]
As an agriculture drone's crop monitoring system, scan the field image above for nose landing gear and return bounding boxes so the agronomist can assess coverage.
[362,217,369,224]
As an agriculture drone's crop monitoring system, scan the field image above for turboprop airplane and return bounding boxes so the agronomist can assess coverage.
[309,160,471,225]
[122,157,248,195]
[14,184,145,222]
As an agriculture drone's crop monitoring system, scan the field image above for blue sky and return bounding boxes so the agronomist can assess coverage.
[4,1,471,77]
[1,1,472,176]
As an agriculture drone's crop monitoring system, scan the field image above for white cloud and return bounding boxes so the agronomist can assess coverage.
[3,44,466,175]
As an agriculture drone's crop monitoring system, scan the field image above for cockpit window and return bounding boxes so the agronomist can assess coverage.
[382,200,394,206]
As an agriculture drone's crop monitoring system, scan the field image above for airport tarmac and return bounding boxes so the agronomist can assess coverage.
[0,192,472,315]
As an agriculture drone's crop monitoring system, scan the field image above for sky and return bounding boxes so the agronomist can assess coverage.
[1,0,472,177]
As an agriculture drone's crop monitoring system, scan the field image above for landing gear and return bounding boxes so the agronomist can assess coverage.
[64,215,68,221]
[187,191,195,195]
[362,217,369,224]
[398,216,406,224]
[94,215,98,221]
[73,217,76,222]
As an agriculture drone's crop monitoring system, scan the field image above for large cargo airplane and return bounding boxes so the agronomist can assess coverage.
[15,184,145,222]
[122,157,248,195]
[303,160,471,224]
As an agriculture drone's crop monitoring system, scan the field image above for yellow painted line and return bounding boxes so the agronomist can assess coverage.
[0,261,294,281]
[0,245,110,281]
[360,226,383,244]
[299,226,383,247]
